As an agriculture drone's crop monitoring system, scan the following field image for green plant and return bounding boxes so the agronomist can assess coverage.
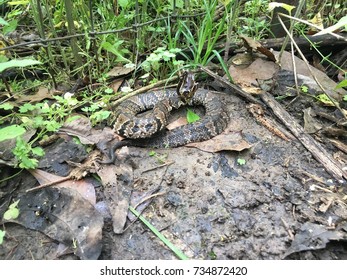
[0,229,5,245]
[149,150,167,163]
[0,199,21,245]
[178,0,226,66]
[239,0,270,39]
[3,200,20,220]
[140,46,183,79]
[129,206,189,260]
[13,137,45,169]
[186,108,200,123]
[237,158,246,165]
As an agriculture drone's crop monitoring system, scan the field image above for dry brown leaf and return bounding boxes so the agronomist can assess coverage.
[229,58,279,87]
[96,162,133,234]
[59,114,115,145]
[107,65,135,77]
[29,169,96,205]
[240,35,276,62]
[8,186,103,259]
[16,86,56,103]
[303,107,322,134]
[110,79,123,92]
[166,117,188,130]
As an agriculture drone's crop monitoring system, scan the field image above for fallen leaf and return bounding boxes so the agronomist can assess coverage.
[128,187,161,222]
[284,222,346,258]
[110,79,123,93]
[106,65,135,77]
[96,162,133,234]
[275,51,346,100]
[15,86,56,103]
[240,35,276,62]
[59,114,115,145]
[0,128,36,166]
[166,117,187,130]
[229,58,279,88]
[5,187,103,259]
[29,169,96,205]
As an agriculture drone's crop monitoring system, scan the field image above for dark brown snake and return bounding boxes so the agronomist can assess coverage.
[101,72,230,163]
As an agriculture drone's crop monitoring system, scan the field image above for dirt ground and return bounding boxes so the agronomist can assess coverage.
[1,86,347,260]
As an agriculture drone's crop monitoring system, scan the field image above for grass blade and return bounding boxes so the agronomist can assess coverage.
[129,206,189,260]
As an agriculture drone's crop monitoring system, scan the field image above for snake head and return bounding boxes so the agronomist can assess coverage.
[177,70,199,104]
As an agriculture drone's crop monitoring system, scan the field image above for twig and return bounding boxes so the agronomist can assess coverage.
[133,191,166,210]
[110,75,179,106]
[281,218,294,240]
[278,13,346,41]
[25,176,71,192]
[260,92,347,181]
[141,160,175,174]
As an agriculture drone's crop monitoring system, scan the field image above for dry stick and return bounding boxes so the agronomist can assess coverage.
[278,13,346,41]
[110,75,179,106]
[141,160,175,174]
[200,66,347,181]
[25,176,72,192]
[260,92,347,182]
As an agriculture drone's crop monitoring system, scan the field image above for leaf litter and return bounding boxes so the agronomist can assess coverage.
[1,43,347,259]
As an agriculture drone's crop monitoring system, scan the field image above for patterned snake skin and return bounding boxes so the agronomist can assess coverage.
[99,73,230,163]
[113,88,230,148]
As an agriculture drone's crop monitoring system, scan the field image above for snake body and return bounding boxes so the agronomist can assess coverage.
[112,88,230,148]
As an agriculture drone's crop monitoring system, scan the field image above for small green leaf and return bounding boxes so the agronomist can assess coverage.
[335,79,347,89]
[3,200,20,220]
[0,17,9,26]
[104,88,114,94]
[301,85,308,93]
[316,93,334,106]
[19,103,36,113]
[0,102,14,110]
[237,158,246,165]
[0,230,5,244]
[343,95,347,102]
[44,120,61,132]
[3,19,18,35]
[90,110,111,123]
[31,146,45,156]
[118,0,128,8]
[19,156,38,169]
[149,151,156,157]
[0,125,26,142]
[0,58,42,73]
[66,115,82,123]
[186,108,200,123]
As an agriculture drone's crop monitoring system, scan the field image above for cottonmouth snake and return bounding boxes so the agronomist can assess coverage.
[101,72,230,163]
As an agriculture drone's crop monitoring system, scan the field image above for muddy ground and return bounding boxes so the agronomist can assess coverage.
[1,86,347,260]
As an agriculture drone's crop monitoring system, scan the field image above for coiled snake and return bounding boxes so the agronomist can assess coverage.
[101,72,230,163]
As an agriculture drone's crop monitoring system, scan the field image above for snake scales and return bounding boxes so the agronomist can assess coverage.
[102,73,230,163]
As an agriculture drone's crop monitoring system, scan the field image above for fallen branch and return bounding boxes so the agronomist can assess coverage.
[260,91,347,182]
